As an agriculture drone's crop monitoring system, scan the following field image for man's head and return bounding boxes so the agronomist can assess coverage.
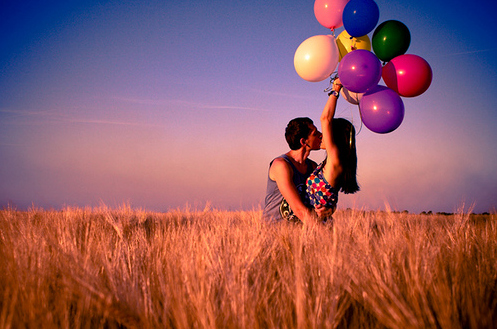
[285,117,322,150]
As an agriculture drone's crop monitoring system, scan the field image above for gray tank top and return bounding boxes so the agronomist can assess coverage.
[262,154,315,221]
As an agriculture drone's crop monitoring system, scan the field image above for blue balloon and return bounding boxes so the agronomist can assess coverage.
[343,0,380,37]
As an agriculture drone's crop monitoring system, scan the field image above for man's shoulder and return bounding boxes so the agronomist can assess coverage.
[272,155,288,163]
[270,154,290,166]
[271,154,316,170]
[269,155,293,180]
[270,156,291,170]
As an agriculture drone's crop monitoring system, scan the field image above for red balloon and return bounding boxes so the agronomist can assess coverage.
[382,54,433,97]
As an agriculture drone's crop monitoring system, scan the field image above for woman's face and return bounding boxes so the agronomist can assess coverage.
[306,124,323,150]
[319,138,326,150]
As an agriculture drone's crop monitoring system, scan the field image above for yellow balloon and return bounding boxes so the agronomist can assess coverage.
[336,30,371,61]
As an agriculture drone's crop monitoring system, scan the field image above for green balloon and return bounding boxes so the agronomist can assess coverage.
[372,20,411,62]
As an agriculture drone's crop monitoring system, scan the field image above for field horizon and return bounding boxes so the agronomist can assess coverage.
[1,204,495,328]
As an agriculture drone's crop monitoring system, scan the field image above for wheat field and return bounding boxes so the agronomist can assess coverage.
[0,204,495,329]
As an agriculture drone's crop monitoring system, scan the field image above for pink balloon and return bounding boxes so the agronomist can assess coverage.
[382,54,433,97]
[359,85,404,134]
[294,35,339,82]
[314,0,350,30]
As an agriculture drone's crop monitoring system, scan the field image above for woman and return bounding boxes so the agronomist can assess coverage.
[305,78,360,218]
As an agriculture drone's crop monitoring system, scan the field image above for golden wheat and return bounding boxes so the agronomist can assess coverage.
[0,204,495,328]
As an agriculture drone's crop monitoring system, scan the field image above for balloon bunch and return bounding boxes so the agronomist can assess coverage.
[294,0,433,134]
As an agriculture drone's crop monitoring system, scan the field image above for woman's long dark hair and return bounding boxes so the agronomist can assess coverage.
[333,118,359,194]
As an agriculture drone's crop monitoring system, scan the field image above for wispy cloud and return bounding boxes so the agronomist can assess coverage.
[0,108,162,127]
[434,48,496,58]
[246,88,317,100]
[113,97,269,112]
[0,108,59,119]
[53,117,164,127]
[111,97,171,106]
[196,104,268,112]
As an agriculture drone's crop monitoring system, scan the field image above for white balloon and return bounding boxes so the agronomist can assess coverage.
[294,35,339,82]
[341,87,363,105]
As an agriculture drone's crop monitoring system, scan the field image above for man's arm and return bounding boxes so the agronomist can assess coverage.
[269,158,316,224]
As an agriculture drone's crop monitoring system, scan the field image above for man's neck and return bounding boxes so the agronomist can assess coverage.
[286,148,309,166]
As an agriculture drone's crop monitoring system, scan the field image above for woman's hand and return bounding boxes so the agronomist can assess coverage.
[333,78,342,93]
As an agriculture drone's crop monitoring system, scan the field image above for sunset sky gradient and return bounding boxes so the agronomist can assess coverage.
[1,0,496,213]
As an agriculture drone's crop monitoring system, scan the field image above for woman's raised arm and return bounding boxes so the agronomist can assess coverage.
[320,78,343,186]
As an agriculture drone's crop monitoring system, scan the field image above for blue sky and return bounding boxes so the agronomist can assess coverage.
[1,0,496,213]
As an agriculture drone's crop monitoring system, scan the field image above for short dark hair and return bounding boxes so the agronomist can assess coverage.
[285,117,314,150]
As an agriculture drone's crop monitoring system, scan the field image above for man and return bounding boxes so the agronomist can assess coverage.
[263,117,332,224]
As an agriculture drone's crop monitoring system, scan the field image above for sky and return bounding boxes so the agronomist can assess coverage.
[1,0,496,214]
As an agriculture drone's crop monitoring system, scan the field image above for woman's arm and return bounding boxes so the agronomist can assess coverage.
[320,79,343,186]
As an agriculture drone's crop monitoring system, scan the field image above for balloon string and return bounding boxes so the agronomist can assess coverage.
[355,104,364,136]
[346,104,363,149]
[323,72,339,94]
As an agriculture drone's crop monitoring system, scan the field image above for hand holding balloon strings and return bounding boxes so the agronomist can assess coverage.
[328,75,362,143]
[324,73,341,95]
[333,77,342,89]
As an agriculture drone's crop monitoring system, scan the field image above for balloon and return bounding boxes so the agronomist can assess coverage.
[342,0,380,37]
[314,0,350,30]
[341,87,363,105]
[382,54,433,97]
[336,30,371,61]
[372,20,411,62]
[294,35,339,82]
[338,49,381,93]
[359,85,405,134]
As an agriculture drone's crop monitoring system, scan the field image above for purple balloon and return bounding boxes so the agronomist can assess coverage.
[359,85,405,134]
[338,49,382,93]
